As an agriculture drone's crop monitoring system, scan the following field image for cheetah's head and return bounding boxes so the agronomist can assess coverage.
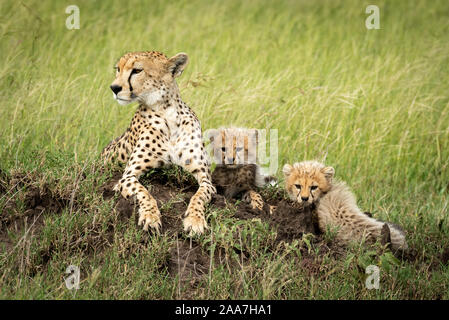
[110,51,188,106]
[207,128,258,166]
[283,160,334,207]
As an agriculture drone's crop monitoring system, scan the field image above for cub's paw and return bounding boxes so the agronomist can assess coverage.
[243,190,264,212]
[138,206,162,233]
[183,213,208,235]
[251,198,264,211]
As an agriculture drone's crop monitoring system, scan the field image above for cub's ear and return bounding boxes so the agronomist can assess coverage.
[205,129,219,144]
[252,129,259,145]
[167,53,189,77]
[321,166,335,181]
[282,164,293,177]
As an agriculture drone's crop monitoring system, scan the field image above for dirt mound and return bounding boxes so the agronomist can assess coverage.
[97,169,321,284]
[0,167,329,279]
[440,248,449,265]
[168,240,210,282]
[101,169,318,241]
[267,201,317,242]
[0,170,71,252]
[1,170,69,215]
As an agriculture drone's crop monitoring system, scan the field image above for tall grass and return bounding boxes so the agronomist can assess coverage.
[0,0,448,299]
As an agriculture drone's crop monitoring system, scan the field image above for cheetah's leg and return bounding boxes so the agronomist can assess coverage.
[242,190,264,211]
[114,152,165,232]
[182,170,216,235]
[101,132,132,165]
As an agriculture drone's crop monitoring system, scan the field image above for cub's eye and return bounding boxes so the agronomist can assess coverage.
[294,184,301,189]
[310,185,318,190]
[132,68,143,74]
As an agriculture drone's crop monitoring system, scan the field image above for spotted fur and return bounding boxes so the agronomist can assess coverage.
[101,51,216,235]
[283,161,408,251]
[207,127,276,213]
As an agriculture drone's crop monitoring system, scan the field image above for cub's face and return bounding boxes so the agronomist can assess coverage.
[110,51,188,106]
[283,161,334,206]
[207,128,258,166]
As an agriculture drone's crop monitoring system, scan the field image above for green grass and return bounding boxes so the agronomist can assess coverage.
[1,0,449,299]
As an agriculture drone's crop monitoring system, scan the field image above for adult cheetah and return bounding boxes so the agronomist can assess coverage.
[101,51,216,235]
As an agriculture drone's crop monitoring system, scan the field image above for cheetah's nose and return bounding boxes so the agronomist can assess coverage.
[301,196,309,201]
[110,85,122,95]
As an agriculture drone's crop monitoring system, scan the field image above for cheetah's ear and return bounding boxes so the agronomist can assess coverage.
[167,53,189,77]
[282,164,293,177]
[321,166,335,181]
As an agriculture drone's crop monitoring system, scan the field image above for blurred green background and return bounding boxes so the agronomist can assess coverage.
[0,0,448,299]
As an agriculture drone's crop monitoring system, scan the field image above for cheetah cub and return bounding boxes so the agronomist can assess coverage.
[207,127,276,212]
[283,161,408,251]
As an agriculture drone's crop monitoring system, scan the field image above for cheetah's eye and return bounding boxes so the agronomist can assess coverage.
[310,185,318,190]
[132,68,143,74]
[294,184,301,190]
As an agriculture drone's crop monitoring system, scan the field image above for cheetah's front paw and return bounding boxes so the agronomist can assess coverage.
[183,214,208,235]
[138,206,162,233]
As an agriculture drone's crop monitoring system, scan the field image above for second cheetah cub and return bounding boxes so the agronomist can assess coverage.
[283,161,408,251]
[207,127,276,213]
